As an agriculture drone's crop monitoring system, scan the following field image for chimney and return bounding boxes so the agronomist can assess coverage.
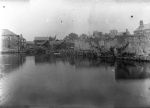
[140,20,143,26]
[126,29,130,35]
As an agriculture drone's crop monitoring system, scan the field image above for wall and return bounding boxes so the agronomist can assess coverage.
[2,36,18,49]
[74,40,91,50]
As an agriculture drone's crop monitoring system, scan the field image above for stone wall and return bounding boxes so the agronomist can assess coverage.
[125,35,150,55]
[74,40,91,50]
[74,34,150,56]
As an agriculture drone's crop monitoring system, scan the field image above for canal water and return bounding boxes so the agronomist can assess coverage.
[0,54,150,107]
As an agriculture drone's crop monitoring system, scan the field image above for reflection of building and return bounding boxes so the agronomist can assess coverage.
[115,61,150,80]
[0,55,26,73]
[35,55,55,64]
[134,20,150,36]
[34,55,72,64]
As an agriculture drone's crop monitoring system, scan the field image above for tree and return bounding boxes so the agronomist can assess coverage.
[79,34,88,40]
[64,33,78,42]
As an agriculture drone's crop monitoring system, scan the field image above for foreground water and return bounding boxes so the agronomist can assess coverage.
[0,54,150,107]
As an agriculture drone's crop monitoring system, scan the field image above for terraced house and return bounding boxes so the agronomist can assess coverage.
[1,29,19,50]
[1,29,26,51]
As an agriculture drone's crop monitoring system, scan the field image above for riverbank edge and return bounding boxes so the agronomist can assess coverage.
[1,50,150,62]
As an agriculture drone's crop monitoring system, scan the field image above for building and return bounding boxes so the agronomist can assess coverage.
[134,20,150,36]
[1,29,26,51]
[34,37,50,46]
[109,29,118,38]
[19,34,26,49]
[132,20,150,55]
[116,29,130,36]
[93,31,102,38]
[34,36,56,46]
[49,40,64,50]
[26,41,34,49]
[1,29,19,50]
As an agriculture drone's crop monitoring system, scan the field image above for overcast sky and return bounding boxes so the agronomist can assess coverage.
[0,0,150,41]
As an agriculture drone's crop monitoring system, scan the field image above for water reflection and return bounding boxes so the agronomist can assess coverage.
[35,55,115,68]
[115,60,150,80]
[1,55,150,107]
[0,54,26,74]
[35,55,76,65]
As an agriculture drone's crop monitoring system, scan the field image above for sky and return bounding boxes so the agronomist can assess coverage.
[0,0,150,41]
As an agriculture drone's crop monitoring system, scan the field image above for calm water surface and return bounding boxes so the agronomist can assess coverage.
[0,54,150,107]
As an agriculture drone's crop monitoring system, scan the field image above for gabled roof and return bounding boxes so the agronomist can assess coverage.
[40,40,64,46]
[134,23,150,32]
[26,41,34,44]
[1,29,18,36]
[19,35,25,40]
[34,37,49,41]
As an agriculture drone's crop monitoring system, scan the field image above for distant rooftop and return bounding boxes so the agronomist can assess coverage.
[134,23,150,32]
[1,29,18,36]
[34,37,49,41]
[26,41,34,44]
[134,20,150,32]
[19,35,25,40]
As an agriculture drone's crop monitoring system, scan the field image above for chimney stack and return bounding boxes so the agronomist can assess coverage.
[140,20,143,26]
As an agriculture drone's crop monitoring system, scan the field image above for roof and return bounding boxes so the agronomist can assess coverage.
[117,32,124,35]
[1,29,18,36]
[34,37,49,41]
[49,40,64,45]
[40,40,64,46]
[26,41,34,44]
[134,23,150,32]
[19,35,25,40]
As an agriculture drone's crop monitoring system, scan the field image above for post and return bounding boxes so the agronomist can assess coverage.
[17,35,20,52]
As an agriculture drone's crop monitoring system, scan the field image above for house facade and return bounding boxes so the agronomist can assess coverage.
[19,34,26,49]
[133,20,150,55]
[93,31,103,38]
[109,29,118,38]
[26,41,34,49]
[134,20,150,36]
[34,37,49,46]
[1,29,19,50]
[34,36,56,46]
[1,29,26,51]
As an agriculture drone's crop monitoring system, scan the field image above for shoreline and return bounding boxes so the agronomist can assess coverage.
[1,50,150,62]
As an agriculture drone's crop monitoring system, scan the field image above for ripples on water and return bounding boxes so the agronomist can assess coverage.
[0,54,150,107]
